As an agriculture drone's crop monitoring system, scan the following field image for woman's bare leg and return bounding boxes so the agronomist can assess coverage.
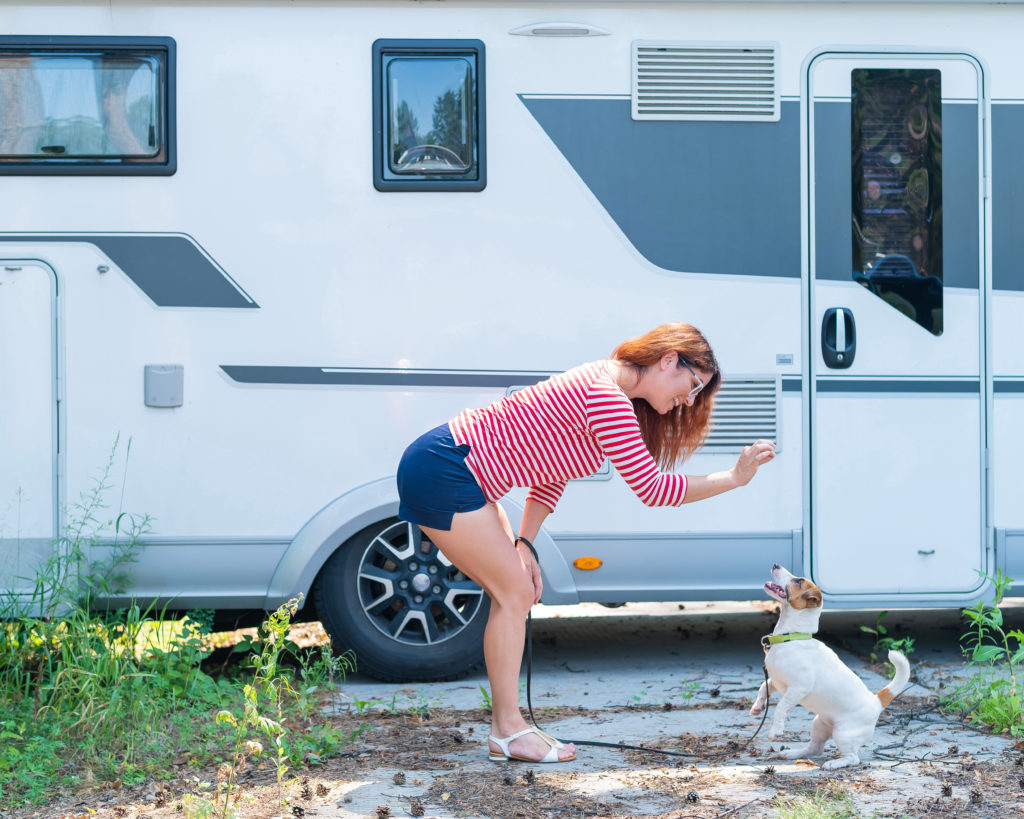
[420,504,575,761]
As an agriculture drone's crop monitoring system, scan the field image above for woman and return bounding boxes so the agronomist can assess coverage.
[396,323,776,763]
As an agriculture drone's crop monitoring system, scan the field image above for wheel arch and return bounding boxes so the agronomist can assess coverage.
[263,477,399,611]
[263,478,580,610]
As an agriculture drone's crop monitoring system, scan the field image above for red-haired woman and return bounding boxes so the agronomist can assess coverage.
[397,323,776,763]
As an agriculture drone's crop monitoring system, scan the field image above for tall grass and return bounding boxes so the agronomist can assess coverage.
[0,442,358,810]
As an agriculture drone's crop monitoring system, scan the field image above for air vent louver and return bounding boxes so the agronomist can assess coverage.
[701,376,780,453]
[632,41,780,122]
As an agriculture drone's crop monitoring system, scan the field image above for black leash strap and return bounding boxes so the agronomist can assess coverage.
[524,608,771,758]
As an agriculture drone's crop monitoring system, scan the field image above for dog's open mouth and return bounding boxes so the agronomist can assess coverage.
[765,581,787,599]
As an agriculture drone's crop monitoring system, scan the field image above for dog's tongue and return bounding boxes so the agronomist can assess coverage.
[765,581,787,599]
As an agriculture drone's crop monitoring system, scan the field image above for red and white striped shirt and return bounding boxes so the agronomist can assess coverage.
[449,360,687,513]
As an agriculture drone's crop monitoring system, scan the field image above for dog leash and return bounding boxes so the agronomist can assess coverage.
[516,532,770,757]
[514,535,770,759]
[522,606,772,758]
[513,537,693,757]
[524,606,692,757]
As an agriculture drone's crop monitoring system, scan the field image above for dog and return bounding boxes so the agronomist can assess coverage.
[749,563,911,769]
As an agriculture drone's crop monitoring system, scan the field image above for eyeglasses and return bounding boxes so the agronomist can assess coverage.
[678,357,705,401]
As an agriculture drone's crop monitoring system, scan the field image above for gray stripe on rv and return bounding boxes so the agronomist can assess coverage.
[223,366,996,395]
[519,97,802,278]
[0,234,257,308]
[816,379,979,393]
[520,97,1005,290]
[993,105,1024,291]
[221,366,552,388]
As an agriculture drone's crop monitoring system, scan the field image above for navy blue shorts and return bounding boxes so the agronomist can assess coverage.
[397,423,487,531]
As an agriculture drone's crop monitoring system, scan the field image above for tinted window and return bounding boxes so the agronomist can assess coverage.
[387,57,475,176]
[852,68,942,335]
[0,37,174,174]
[373,40,485,191]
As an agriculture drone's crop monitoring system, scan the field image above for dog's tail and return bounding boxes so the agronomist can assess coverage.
[876,650,911,708]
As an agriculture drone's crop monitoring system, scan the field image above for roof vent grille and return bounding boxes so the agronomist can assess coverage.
[701,376,780,453]
[632,41,780,122]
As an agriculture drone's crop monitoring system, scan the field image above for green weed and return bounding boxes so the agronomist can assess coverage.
[771,781,860,818]
[182,792,221,819]
[859,610,915,667]
[293,641,353,719]
[675,679,700,701]
[941,569,1024,736]
[217,596,302,813]
[403,688,441,719]
[216,596,362,814]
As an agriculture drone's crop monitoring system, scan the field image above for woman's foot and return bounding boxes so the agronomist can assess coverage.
[488,725,576,762]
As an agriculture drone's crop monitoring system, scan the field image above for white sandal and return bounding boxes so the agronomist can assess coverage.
[487,726,577,763]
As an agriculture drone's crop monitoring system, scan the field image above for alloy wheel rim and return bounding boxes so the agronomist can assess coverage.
[356,520,485,646]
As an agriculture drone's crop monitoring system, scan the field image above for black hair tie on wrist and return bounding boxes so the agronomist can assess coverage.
[515,536,539,562]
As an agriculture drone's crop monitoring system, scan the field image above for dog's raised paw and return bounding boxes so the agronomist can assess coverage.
[749,703,764,716]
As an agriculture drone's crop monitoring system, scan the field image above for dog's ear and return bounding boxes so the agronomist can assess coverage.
[801,588,822,608]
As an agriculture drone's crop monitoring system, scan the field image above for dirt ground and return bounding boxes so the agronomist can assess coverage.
[13,605,1024,819]
[17,691,1024,819]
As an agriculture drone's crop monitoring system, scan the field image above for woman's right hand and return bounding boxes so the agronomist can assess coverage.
[733,439,776,486]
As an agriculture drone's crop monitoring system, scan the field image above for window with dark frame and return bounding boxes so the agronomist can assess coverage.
[0,36,175,175]
[851,68,942,335]
[373,39,485,192]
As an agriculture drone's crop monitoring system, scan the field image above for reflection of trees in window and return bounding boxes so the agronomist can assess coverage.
[852,69,943,335]
[392,100,421,161]
[390,73,474,175]
[380,50,480,185]
[428,86,469,164]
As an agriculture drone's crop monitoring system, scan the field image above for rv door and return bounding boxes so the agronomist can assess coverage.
[805,51,987,596]
[0,261,58,606]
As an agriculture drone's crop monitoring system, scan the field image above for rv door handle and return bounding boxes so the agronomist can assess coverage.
[821,307,856,369]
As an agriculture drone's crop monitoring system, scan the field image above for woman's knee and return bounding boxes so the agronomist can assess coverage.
[488,573,535,616]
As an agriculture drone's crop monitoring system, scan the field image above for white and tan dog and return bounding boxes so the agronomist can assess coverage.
[750,564,911,769]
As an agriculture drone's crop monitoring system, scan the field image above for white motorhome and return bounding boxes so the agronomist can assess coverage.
[1,0,1021,680]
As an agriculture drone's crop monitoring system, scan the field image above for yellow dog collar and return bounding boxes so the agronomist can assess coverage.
[761,632,814,651]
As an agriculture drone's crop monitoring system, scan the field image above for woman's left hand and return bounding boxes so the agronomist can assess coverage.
[517,542,543,604]
[733,439,776,486]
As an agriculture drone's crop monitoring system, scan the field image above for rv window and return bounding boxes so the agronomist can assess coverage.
[0,37,175,175]
[851,68,942,335]
[373,40,485,191]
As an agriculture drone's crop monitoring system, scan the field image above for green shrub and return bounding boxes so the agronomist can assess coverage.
[0,441,359,811]
[941,569,1024,736]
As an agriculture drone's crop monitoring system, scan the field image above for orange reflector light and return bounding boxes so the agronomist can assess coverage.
[573,556,603,571]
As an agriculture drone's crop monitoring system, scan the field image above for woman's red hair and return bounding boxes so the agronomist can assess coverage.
[612,323,721,469]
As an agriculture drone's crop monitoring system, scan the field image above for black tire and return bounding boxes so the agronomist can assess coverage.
[314,517,489,682]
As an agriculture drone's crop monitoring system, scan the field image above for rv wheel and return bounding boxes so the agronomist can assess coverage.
[314,518,489,682]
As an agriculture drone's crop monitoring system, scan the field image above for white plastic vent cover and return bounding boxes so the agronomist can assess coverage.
[701,376,780,453]
[632,41,780,121]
